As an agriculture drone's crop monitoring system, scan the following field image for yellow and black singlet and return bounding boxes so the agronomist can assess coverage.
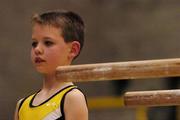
[18,85,79,120]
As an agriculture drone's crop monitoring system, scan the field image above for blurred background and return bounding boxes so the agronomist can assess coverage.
[0,0,180,120]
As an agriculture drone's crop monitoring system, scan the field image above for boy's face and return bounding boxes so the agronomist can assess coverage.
[31,24,73,74]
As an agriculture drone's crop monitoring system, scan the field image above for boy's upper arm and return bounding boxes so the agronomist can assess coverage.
[64,89,88,120]
[14,98,24,120]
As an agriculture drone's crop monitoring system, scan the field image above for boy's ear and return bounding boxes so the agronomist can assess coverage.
[68,41,80,60]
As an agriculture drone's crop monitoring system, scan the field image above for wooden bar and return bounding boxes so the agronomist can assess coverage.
[124,89,180,107]
[56,58,180,82]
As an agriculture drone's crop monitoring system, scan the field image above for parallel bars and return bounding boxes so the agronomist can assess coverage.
[56,58,180,107]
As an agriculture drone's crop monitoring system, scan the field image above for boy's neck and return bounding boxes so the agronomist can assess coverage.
[42,73,73,91]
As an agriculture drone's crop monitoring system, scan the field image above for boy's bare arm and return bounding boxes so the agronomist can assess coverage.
[64,89,88,120]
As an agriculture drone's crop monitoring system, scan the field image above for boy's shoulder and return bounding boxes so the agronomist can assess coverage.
[66,88,86,101]
[63,88,88,119]
[64,87,87,109]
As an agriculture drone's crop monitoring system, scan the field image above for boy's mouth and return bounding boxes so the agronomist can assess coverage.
[35,57,46,63]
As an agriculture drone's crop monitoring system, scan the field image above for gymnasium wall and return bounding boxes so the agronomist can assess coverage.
[0,0,179,119]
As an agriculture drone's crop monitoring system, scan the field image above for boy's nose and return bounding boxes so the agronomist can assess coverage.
[34,45,44,55]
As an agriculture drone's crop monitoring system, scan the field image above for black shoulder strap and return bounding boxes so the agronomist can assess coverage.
[18,97,28,112]
[18,91,38,112]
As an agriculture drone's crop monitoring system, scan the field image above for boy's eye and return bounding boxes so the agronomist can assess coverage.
[32,41,38,48]
[44,40,54,47]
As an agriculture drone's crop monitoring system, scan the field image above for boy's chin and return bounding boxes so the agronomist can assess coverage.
[35,68,55,74]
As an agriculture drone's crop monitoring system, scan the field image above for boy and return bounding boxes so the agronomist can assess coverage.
[14,10,88,120]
